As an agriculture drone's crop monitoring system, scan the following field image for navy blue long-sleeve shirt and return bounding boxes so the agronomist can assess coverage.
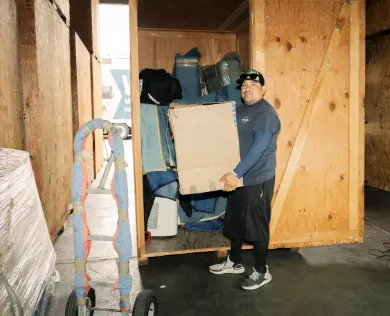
[233,98,281,186]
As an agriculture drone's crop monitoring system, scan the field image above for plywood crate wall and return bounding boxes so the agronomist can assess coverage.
[91,55,103,175]
[366,0,390,36]
[130,0,366,264]
[0,0,24,150]
[50,0,70,25]
[365,0,390,191]
[70,0,100,60]
[250,0,365,247]
[138,29,238,73]
[71,31,95,183]
[16,0,73,240]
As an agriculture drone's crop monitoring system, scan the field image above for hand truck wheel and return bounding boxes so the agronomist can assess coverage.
[132,290,158,316]
[65,287,96,316]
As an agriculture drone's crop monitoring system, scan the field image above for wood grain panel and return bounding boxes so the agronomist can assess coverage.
[237,27,250,69]
[349,0,363,233]
[17,0,73,240]
[138,35,155,71]
[366,0,390,36]
[91,56,103,175]
[130,0,146,261]
[146,229,231,256]
[70,0,100,59]
[138,29,237,73]
[71,31,95,183]
[365,35,390,191]
[138,0,246,31]
[52,0,70,23]
[258,1,345,201]
[0,0,23,149]
[358,0,366,242]
[146,228,360,257]
[272,1,351,237]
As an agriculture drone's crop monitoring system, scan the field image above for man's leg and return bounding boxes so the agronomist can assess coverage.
[241,240,272,290]
[209,239,245,275]
[241,179,274,290]
[230,239,244,265]
[253,241,268,273]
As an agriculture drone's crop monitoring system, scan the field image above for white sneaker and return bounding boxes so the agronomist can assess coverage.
[241,266,272,290]
[209,255,245,275]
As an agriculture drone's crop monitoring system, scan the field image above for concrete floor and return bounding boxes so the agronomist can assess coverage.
[47,140,390,315]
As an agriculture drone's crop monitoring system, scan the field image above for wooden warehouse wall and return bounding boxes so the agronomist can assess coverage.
[71,31,95,183]
[250,0,365,246]
[365,0,390,191]
[16,0,73,240]
[51,0,70,24]
[138,29,237,73]
[237,26,250,69]
[70,0,100,60]
[0,0,24,149]
[92,56,104,175]
[366,0,390,36]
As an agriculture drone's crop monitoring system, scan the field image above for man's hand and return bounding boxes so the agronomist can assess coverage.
[220,172,240,192]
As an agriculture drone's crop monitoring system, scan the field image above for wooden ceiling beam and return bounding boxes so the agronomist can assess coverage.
[235,17,250,32]
[218,0,249,32]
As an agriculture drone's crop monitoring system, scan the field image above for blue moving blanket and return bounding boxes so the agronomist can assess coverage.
[141,93,235,224]
[216,83,243,105]
[173,48,202,102]
[183,218,224,233]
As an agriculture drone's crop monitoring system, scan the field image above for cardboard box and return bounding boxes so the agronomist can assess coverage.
[168,102,243,195]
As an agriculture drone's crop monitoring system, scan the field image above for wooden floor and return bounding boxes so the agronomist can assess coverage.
[145,227,253,257]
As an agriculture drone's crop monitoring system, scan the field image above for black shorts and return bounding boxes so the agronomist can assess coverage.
[223,177,275,242]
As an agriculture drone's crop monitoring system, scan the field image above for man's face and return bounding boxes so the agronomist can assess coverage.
[241,80,263,105]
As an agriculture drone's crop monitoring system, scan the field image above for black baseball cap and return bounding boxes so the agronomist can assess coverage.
[236,69,265,86]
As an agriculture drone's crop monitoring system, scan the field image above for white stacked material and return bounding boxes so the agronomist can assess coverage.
[0,148,56,316]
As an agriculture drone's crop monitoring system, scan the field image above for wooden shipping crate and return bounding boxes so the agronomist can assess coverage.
[50,0,70,25]
[129,0,365,264]
[16,0,73,240]
[71,31,95,183]
[366,0,390,36]
[91,55,104,176]
[365,4,390,191]
[0,0,24,149]
[70,0,100,60]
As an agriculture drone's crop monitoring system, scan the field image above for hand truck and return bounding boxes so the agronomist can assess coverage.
[65,119,157,315]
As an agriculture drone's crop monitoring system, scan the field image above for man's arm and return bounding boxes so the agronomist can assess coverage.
[233,130,272,179]
[221,111,278,191]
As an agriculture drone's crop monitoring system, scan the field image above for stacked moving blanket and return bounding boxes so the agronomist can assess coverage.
[140,48,244,234]
[0,148,56,316]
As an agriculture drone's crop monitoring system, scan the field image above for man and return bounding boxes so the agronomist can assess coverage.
[209,69,281,291]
